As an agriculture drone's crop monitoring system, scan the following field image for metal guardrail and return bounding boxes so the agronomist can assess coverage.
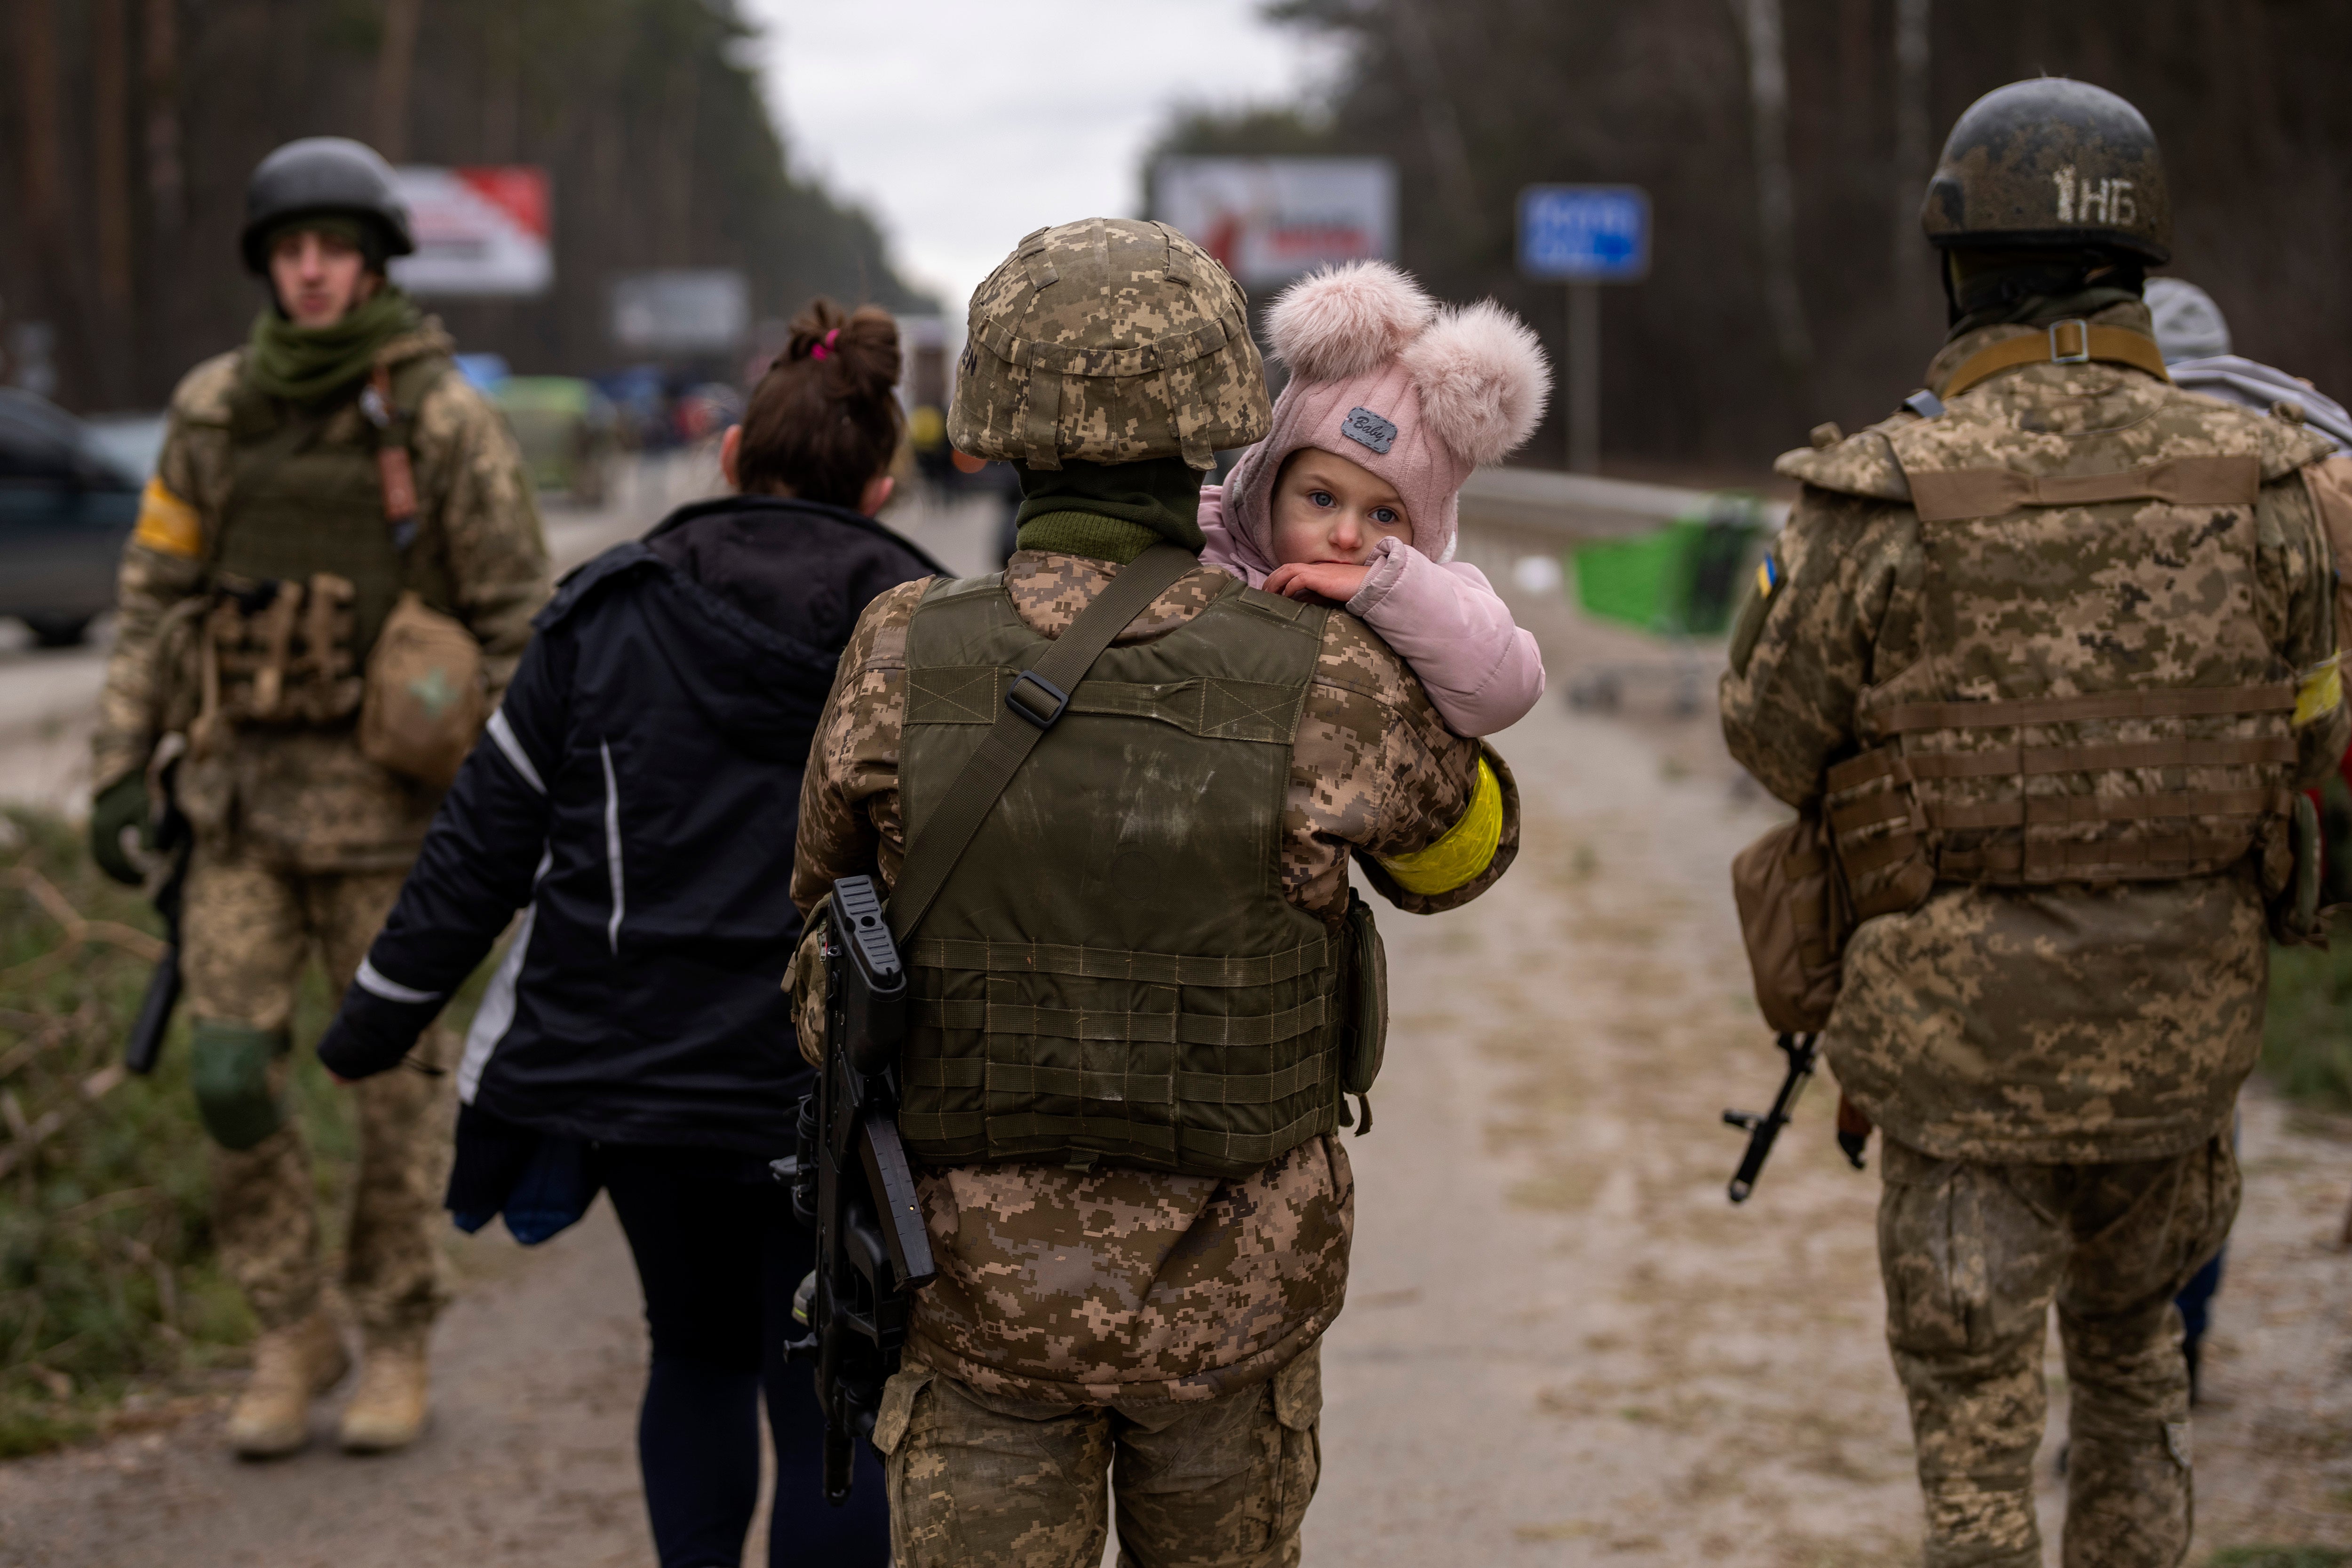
[1459,466,1791,539]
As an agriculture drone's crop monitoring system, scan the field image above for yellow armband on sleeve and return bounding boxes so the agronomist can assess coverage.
[1376,754,1503,895]
[2295,654,2343,728]
[132,478,203,558]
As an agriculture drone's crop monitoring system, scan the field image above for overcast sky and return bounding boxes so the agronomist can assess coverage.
[736,0,1341,315]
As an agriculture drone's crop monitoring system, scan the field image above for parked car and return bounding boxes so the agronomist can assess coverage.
[493,376,619,505]
[0,389,141,646]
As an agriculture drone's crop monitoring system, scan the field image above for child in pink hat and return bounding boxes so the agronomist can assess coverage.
[1201,261,1551,736]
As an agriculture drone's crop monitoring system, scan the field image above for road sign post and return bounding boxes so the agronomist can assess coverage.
[1517,185,1651,475]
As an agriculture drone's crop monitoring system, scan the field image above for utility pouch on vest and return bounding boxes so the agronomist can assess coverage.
[1820,747,1937,918]
[191,572,363,747]
[1338,885,1387,1121]
[359,591,487,789]
[1731,809,1854,1034]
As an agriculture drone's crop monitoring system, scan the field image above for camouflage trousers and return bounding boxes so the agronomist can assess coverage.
[182,838,453,1342]
[1878,1132,2240,1568]
[876,1344,1323,1568]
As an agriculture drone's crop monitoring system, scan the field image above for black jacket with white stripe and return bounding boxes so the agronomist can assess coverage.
[317,493,941,1153]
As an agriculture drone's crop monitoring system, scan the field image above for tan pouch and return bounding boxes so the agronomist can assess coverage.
[359,591,485,789]
[1730,809,1852,1033]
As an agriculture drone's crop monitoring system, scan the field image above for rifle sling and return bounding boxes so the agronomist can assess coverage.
[886,542,1200,947]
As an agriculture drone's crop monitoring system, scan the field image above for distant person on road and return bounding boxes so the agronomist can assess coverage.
[1719,81,2349,1566]
[790,216,1520,1568]
[1201,260,1549,737]
[2143,275,2352,1405]
[314,300,933,1568]
[86,135,548,1460]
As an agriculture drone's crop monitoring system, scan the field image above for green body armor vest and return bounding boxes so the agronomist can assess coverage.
[216,352,455,662]
[896,570,1343,1180]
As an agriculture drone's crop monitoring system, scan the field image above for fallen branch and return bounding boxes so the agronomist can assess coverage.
[0,867,166,987]
[0,1060,131,1180]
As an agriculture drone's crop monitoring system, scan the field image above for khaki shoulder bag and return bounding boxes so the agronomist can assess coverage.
[1730,808,1852,1034]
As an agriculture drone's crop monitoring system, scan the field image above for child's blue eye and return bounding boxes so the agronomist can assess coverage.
[1309,491,1334,508]
[1373,508,1397,525]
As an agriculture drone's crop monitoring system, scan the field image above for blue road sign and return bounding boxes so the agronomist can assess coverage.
[1518,185,1651,283]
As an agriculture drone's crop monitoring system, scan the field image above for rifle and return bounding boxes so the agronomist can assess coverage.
[1720,1030,1867,1203]
[775,873,936,1506]
[125,759,191,1077]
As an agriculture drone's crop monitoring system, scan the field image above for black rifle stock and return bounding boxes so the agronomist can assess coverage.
[124,773,191,1077]
[776,874,936,1506]
[1722,1029,1868,1203]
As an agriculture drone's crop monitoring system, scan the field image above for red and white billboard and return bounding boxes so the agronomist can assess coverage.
[389,166,552,297]
[1152,158,1396,290]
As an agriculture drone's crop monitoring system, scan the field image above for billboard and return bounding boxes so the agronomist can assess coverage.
[610,270,750,355]
[1152,158,1397,289]
[388,166,552,297]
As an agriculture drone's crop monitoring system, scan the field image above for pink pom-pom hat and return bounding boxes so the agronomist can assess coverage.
[1221,261,1550,568]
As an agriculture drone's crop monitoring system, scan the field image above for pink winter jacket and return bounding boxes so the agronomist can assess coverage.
[1197,485,1546,738]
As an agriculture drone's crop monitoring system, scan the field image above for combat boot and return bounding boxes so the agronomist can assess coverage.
[225,1307,349,1458]
[338,1330,431,1453]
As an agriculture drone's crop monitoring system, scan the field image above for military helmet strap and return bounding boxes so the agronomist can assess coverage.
[885,542,1201,948]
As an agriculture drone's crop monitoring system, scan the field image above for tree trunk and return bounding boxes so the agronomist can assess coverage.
[374,0,425,162]
[1891,0,1933,305]
[142,0,185,235]
[1390,0,1481,241]
[1732,0,1812,381]
[94,0,135,309]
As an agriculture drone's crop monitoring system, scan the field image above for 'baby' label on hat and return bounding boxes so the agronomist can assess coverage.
[1341,406,1397,455]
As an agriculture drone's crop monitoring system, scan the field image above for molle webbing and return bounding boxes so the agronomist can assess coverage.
[216,351,453,667]
[1939,321,2172,400]
[896,567,1344,1180]
[1826,682,2297,889]
[1870,683,2294,734]
[1907,454,2259,523]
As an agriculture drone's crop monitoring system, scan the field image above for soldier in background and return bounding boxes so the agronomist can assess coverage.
[86,137,548,1458]
[2141,276,2351,1405]
[790,217,1518,1567]
[1720,82,2348,1566]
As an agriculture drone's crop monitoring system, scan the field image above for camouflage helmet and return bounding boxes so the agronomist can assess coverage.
[1920,78,2171,264]
[948,218,1270,470]
[241,136,415,274]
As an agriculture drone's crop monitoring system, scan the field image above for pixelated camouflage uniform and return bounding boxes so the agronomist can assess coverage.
[94,322,548,1342]
[1720,298,2347,1568]
[793,551,1518,1568]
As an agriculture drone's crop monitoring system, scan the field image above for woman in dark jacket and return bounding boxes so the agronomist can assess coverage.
[318,302,937,1568]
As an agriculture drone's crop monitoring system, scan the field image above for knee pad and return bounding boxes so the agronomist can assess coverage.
[190,1021,289,1150]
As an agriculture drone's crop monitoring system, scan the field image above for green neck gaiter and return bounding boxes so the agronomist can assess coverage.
[1012,457,1206,563]
[245,285,421,405]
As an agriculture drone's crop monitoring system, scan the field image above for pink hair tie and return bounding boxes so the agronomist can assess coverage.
[811,327,840,361]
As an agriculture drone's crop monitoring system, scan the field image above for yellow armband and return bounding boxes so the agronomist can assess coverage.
[132,478,203,558]
[2295,654,2343,728]
[1376,754,1503,895]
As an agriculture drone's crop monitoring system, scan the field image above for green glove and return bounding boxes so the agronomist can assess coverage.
[89,773,150,886]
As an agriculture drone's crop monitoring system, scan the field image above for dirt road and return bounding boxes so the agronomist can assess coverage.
[4,526,2349,1565]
